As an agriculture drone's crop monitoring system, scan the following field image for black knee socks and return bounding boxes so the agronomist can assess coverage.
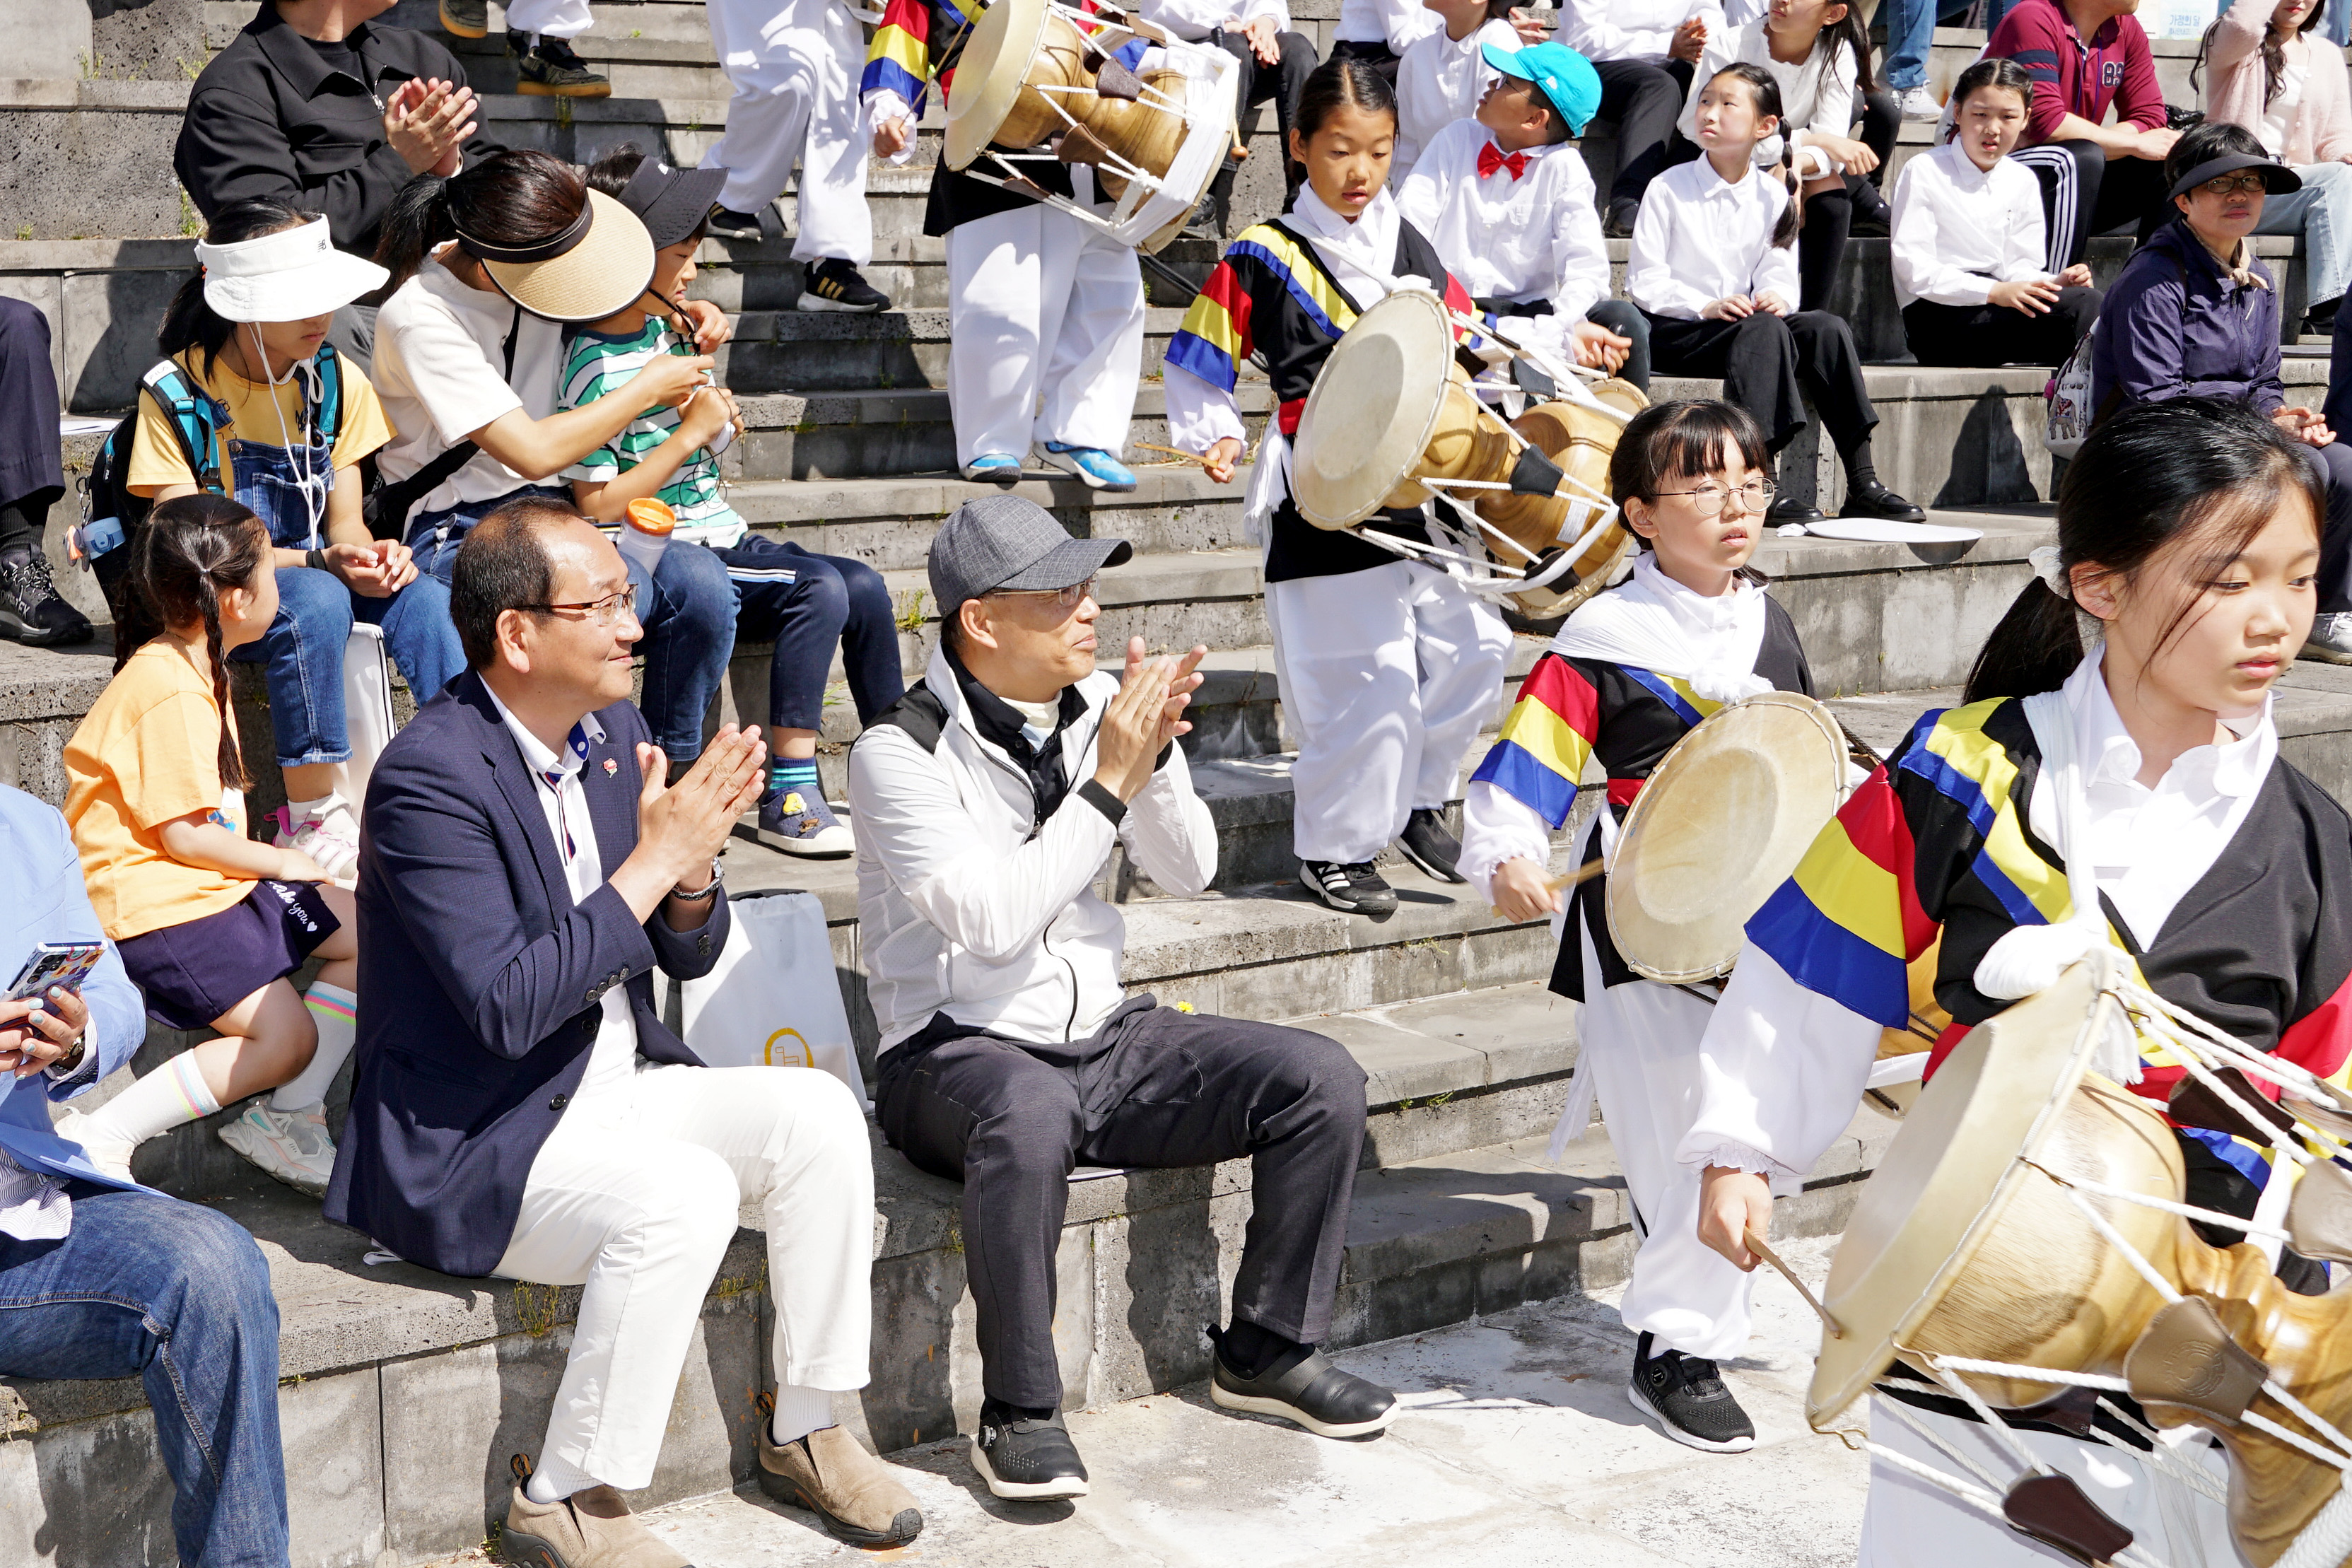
[1839,438,1880,493]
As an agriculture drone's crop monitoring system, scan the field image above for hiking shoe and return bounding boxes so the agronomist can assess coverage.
[275,794,361,887]
[971,1403,1090,1500]
[1627,1332,1756,1453]
[511,33,610,98]
[706,206,766,241]
[0,551,93,647]
[757,786,853,858]
[2305,612,2352,665]
[1041,443,1137,491]
[219,1102,338,1197]
[796,258,891,313]
[1839,480,1926,523]
[499,1478,689,1568]
[439,0,488,37]
[1395,807,1465,883]
[49,1108,135,1184]
[1300,859,1398,918]
[1898,86,1941,119]
[961,453,1024,484]
[755,1410,923,1547]
[1209,1334,1398,1438]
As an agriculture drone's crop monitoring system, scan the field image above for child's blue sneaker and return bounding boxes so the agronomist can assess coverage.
[758,787,855,859]
[1039,443,1137,492]
[961,453,1024,484]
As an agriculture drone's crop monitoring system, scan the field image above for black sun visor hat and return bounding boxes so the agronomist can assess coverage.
[2167,152,2303,203]
[616,156,730,249]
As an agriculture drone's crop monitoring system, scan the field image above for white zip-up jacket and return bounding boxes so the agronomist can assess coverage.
[849,650,1219,1053]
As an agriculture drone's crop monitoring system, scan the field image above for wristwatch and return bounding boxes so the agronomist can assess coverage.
[671,857,725,902]
[42,1034,86,1080]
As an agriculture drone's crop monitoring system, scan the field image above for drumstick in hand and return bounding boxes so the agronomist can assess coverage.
[1131,440,1217,469]
[1545,859,1605,894]
[1745,1227,1843,1338]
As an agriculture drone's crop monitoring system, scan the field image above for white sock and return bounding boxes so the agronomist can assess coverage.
[271,982,357,1111]
[525,1451,599,1505]
[82,1051,221,1145]
[769,1386,838,1446]
[286,792,338,825]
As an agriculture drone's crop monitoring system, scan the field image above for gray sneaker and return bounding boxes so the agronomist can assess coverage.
[2306,612,2352,665]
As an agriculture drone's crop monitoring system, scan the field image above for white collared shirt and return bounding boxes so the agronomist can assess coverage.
[1391,19,1520,182]
[1888,139,2053,310]
[484,686,640,1106]
[1132,0,1289,42]
[1625,154,1801,318]
[1397,121,1611,317]
[1560,0,1725,66]
[1335,0,1443,49]
[1677,22,1859,175]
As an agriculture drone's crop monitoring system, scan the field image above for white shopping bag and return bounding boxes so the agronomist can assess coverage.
[334,621,398,806]
[675,890,869,1109]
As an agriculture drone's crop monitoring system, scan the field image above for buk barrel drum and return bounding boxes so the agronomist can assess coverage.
[944,0,1239,254]
[1603,692,1849,984]
[1816,961,2352,1565]
[1289,288,1645,617]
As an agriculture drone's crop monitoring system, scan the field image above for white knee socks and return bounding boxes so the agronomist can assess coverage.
[81,1051,221,1146]
[270,981,358,1111]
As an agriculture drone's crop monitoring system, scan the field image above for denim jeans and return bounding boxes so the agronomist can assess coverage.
[715,535,905,731]
[2258,161,2352,309]
[227,440,468,767]
[0,1186,287,1567]
[411,492,739,761]
[1883,0,1978,90]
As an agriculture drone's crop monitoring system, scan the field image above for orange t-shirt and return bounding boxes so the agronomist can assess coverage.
[64,640,254,942]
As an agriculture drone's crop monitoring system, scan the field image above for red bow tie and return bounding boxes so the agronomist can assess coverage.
[1478,142,1529,182]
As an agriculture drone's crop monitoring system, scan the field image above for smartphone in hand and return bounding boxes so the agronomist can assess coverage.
[6,942,105,1002]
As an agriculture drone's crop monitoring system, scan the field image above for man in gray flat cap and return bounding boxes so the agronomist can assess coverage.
[848,496,1396,1502]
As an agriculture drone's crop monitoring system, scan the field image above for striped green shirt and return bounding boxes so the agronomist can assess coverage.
[558,317,747,548]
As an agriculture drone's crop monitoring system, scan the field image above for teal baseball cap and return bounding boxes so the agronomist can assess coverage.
[1481,40,1603,138]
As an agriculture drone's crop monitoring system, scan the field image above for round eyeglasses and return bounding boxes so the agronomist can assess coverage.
[1652,479,1776,516]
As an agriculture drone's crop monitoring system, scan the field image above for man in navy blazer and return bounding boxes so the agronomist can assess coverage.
[328,496,920,1566]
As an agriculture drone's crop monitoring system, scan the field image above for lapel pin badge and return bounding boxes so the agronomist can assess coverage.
[603,759,619,776]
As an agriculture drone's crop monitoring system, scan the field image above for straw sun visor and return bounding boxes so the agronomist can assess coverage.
[472,189,656,324]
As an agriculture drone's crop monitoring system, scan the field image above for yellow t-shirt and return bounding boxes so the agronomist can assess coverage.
[126,351,397,497]
[64,640,255,942]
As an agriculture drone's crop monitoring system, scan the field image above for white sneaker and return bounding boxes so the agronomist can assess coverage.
[1898,86,1941,119]
[2306,612,2352,665]
[218,1101,338,1196]
[49,1108,136,1183]
[276,795,361,887]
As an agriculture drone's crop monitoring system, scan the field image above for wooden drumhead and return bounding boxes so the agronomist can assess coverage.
[1605,693,1847,983]
[1808,965,2110,1426]
[1292,290,1458,530]
[946,0,1051,170]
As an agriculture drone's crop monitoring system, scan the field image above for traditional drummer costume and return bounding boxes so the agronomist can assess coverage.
[862,0,1149,486]
[1164,187,1514,913]
[1457,549,1813,1451]
[1684,649,2352,1562]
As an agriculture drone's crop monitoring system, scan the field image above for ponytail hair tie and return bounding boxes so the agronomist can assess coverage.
[2028,544,2072,601]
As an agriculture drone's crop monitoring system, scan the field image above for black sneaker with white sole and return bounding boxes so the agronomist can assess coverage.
[797,258,891,313]
[0,552,91,647]
[706,206,767,240]
[1627,1332,1755,1453]
[508,32,610,97]
[1395,807,1465,883]
[971,1402,1089,1499]
[1208,1335,1398,1438]
[1299,858,1397,918]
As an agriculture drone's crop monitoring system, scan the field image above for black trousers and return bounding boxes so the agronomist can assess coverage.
[874,998,1370,1408]
[1642,308,1878,457]
[1901,288,2102,368]
[1328,36,1401,86]
[0,298,62,553]
[1593,57,1696,219]
[1477,295,1656,390]
[2010,140,2172,270]
[1212,28,1318,203]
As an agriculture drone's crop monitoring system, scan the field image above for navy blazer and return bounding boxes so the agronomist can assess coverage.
[325,671,729,1275]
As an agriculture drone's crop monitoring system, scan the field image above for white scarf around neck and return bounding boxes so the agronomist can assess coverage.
[1544,553,1772,703]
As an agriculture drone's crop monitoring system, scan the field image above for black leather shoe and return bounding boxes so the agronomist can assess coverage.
[1765,494,1825,525]
[1395,807,1465,883]
[1210,1338,1398,1438]
[1840,481,1927,522]
[971,1403,1089,1500]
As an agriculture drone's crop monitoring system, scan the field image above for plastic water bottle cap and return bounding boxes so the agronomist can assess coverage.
[624,497,676,536]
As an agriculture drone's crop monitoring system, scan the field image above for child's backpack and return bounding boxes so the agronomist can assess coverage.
[2042,327,2098,460]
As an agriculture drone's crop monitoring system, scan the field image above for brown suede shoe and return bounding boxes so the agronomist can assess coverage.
[499,1482,691,1568]
[756,1422,924,1547]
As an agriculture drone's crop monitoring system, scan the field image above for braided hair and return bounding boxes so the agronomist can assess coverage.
[116,493,269,792]
[1705,64,1801,250]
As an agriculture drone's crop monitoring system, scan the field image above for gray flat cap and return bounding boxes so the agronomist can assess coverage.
[928,494,1132,622]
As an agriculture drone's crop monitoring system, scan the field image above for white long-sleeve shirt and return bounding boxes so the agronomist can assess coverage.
[1888,138,2055,310]
[1560,0,1724,67]
[1133,0,1291,42]
[1680,648,2277,1180]
[1396,120,1612,318]
[1335,0,1444,49]
[1675,21,1858,176]
[1625,153,1801,317]
[1392,18,1520,182]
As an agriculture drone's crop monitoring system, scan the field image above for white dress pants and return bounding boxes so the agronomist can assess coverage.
[493,1061,875,1492]
[1573,913,1761,1362]
[505,0,592,38]
[943,200,1146,465]
[1264,558,1511,865]
[1861,1397,2246,1567]
[698,0,874,261]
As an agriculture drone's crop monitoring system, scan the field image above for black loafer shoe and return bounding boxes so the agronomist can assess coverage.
[1210,1342,1398,1438]
[1765,494,1825,525]
[1839,480,1926,523]
[971,1405,1089,1500]
[1395,807,1465,883]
